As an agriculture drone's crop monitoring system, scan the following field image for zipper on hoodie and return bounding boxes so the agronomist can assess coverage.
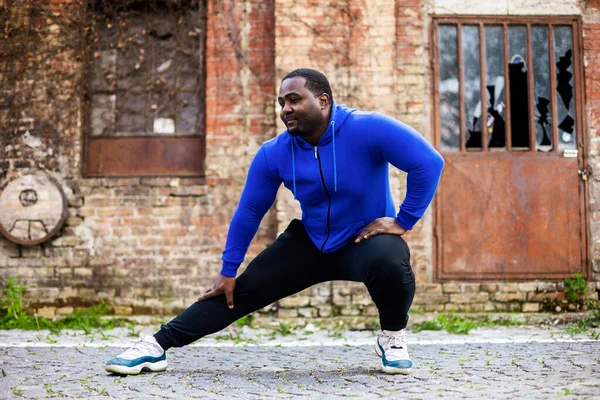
[315,146,331,252]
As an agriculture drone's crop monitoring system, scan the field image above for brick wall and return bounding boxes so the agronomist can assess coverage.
[0,0,277,318]
[1,0,599,321]
[584,0,600,284]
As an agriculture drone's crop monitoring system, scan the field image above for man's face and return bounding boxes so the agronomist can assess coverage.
[278,77,326,137]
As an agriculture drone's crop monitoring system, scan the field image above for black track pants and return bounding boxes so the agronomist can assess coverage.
[154,219,416,350]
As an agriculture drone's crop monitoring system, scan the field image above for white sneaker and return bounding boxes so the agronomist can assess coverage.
[374,330,412,375]
[105,333,167,375]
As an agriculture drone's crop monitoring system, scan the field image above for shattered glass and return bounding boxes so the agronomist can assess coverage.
[485,25,506,148]
[438,25,460,150]
[508,25,530,150]
[554,26,576,150]
[532,25,553,151]
[463,25,482,150]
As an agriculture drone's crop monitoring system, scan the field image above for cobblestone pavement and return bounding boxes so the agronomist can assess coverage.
[1,326,599,399]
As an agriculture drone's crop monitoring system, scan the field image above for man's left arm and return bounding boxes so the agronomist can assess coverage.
[357,113,444,241]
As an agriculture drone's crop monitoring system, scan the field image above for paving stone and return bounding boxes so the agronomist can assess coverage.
[1,324,600,399]
[1,341,600,399]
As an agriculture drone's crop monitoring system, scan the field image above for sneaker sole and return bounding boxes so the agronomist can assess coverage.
[374,343,411,375]
[105,360,168,375]
[380,362,411,375]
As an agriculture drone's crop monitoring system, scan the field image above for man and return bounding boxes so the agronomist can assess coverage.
[105,68,444,376]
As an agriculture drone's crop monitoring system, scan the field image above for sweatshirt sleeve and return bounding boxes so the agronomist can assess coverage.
[367,113,445,230]
[220,145,281,277]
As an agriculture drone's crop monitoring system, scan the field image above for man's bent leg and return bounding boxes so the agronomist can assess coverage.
[154,220,329,350]
[333,234,415,375]
[333,234,415,329]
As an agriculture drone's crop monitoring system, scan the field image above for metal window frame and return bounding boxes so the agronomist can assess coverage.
[432,15,583,156]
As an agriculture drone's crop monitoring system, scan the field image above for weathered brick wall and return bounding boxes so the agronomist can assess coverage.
[1,0,599,320]
[584,0,600,284]
[0,0,277,317]
[1,0,90,317]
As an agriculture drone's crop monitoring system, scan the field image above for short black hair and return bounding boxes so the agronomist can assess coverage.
[282,68,333,102]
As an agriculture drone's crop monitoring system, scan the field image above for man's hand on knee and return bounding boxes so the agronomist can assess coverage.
[196,274,237,309]
[355,217,407,243]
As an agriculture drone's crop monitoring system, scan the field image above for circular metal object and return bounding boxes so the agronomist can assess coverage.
[0,172,68,246]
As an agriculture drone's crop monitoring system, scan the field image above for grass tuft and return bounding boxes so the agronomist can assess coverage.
[0,278,127,333]
[412,313,520,335]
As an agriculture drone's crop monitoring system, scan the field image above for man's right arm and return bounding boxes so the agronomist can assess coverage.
[220,145,281,277]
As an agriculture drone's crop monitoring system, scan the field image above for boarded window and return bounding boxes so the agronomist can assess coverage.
[85,0,206,177]
[434,17,581,154]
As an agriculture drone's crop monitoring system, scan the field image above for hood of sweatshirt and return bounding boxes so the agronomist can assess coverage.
[289,101,356,199]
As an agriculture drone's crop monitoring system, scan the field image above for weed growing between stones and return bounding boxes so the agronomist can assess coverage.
[126,322,141,337]
[563,301,600,340]
[412,313,521,334]
[214,331,253,345]
[564,318,600,340]
[274,321,295,336]
[412,314,477,334]
[0,278,127,332]
[235,314,254,328]
[564,273,588,303]
[561,273,600,340]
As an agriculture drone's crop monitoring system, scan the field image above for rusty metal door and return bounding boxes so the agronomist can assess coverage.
[433,17,589,280]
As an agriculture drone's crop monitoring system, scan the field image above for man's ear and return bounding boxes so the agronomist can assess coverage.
[318,93,330,109]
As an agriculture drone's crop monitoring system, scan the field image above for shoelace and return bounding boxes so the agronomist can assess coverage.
[124,335,150,355]
[383,332,406,350]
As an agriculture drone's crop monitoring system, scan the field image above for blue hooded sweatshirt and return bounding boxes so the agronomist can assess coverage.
[220,102,444,277]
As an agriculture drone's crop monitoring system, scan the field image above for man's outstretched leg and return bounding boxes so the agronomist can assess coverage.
[105,220,332,375]
[333,234,416,375]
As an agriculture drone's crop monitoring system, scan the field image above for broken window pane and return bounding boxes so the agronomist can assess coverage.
[554,25,576,151]
[150,91,176,133]
[117,46,148,92]
[147,17,178,91]
[90,95,116,137]
[178,51,200,91]
[462,25,482,150]
[485,25,506,148]
[176,92,201,135]
[508,25,530,150]
[91,49,117,92]
[116,12,146,47]
[438,24,460,150]
[115,92,147,135]
[532,25,553,151]
[115,16,147,92]
[93,18,117,44]
[148,46,177,96]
